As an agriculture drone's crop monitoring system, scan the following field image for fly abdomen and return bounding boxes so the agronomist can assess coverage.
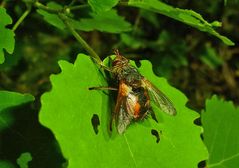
[130,87,150,119]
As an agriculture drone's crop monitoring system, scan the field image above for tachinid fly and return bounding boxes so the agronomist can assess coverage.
[90,50,176,134]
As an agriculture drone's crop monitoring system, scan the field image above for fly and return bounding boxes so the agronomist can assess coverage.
[89,50,176,134]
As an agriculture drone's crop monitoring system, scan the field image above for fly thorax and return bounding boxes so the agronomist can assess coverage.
[124,68,143,87]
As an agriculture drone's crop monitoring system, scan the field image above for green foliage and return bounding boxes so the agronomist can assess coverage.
[199,43,223,69]
[71,9,132,33]
[0,40,24,71]
[120,29,188,76]
[140,9,160,28]
[37,2,131,33]
[153,31,188,77]
[40,54,208,168]
[0,91,34,131]
[16,152,32,168]
[0,160,15,168]
[0,91,34,110]
[128,0,234,46]
[0,7,15,64]
[120,33,144,49]
[224,0,227,6]
[36,2,65,30]
[0,109,13,132]
[202,96,239,168]
[121,30,188,78]
[88,0,119,13]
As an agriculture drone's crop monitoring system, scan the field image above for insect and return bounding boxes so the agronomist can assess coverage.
[90,50,176,134]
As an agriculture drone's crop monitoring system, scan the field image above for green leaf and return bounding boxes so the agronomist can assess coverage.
[0,40,24,71]
[37,2,131,33]
[0,91,34,130]
[128,0,234,46]
[202,96,239,168]
[40,54,208,167]
[88,0,119,13]
[37,2,65,30]
[71,9,132,33]
[0,91,35,110]
[16,152,32,168]
[0,7,15,64]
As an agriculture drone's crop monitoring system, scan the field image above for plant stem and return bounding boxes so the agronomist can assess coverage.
[34,1,60,14]
[12,7,32,32]
[58,13,103,65]
[33,1,104,65]
[68,4,89,11]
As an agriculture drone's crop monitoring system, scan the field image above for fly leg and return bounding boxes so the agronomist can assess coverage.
[89,86,117,95]
[89,86,118,134]
[88,86,117,91]
[150,108,158,123]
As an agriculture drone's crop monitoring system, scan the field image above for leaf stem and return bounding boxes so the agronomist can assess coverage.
[34,1,60,14]
[12,6,32,32]
[33,1,103,65]
[58,13,102,65]
[68,4,89,11]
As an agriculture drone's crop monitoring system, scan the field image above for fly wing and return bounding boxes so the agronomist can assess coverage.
[142,79,176,116]
[114,81,134,134]
[116,99,133,134]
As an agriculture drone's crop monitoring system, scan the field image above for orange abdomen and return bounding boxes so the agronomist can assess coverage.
[134,102,141,118]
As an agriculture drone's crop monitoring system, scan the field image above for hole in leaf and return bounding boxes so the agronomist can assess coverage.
[198,160,206,168]
[91,114,100,135]
[135,60,141,68]
[193,117,201,126]
[200,133,204,141]
[151,129,160,143]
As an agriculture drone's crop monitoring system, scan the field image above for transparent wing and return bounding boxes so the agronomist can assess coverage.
[116,100,133,134]
[142,79,176,116]
[114,82,134,134]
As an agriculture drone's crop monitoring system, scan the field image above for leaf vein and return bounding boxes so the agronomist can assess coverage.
[124,134,137,168]
[209,152,239,168]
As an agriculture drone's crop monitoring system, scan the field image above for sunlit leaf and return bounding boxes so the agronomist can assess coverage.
[40,54,208,168]
[202,96,239,168]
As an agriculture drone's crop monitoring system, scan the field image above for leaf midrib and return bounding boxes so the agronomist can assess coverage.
[209,152,239,168]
